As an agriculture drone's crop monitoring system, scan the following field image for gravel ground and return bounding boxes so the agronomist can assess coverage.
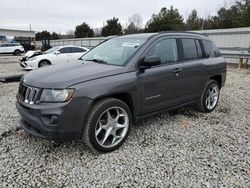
[0,55,26,77]
[0,56,249,187]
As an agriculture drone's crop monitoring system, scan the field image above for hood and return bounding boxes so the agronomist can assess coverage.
[23,61,126,88]
[25,50,43,58]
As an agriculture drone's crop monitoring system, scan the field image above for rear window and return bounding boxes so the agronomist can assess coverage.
[195,40,203,58]
[181,38,199,60]
[73,47,86,53]
[203,40,221,57]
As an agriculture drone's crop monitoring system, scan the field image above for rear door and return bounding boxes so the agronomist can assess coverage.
[0,44,12,53]
[172,38,206,103]
[72,47,87,60]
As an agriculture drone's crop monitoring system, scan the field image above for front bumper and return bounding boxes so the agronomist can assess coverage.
[19,60,36,70]
[16,97,93,141]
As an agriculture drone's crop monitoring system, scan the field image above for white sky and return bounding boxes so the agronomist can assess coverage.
[0,0,228,34]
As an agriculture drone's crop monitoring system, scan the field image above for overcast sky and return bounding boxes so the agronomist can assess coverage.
[0,0,228,34]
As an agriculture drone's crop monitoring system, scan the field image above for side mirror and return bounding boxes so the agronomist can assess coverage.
[139,56,161,69]
[54,51,60,55]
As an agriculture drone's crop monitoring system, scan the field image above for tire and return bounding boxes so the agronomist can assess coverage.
[195,80,220,113]
[13,50,21,56]
[83,98,132,153]
[38,60,51,68]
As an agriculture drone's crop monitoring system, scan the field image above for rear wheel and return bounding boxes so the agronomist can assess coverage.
[38,60,51,68]
[83,98,132,153]
[13,50,21,56]
[195,80,220,113]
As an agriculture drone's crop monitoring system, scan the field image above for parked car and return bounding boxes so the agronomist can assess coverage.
[16,32,226,153]
[0,43,24,56]
[19,46,89,70]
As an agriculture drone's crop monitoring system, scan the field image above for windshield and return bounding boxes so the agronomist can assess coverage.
[81,37,147,66]
[45,46,60,54]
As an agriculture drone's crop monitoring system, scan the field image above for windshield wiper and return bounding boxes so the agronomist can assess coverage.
[84,59,108,64]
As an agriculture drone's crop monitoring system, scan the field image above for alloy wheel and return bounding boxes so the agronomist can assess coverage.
[205,84,219,110]
[95,107,129,148]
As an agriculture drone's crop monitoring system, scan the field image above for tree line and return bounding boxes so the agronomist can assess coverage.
[35,0,250,40]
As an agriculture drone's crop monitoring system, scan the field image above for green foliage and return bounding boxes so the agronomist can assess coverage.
[124,14,143,34]
[145,6,184,32]
[203,0,250,29]
[74,22,94,38]
[101,17,123,36]
[186,9,202,30]
[51,32,59,40]
[35,31,51,40]
[242,0,250,26]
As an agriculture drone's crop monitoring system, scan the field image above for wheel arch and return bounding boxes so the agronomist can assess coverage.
[209,75,222,88]
[92,93,136,122]
[13,49,21,55]
[38,59,51,67]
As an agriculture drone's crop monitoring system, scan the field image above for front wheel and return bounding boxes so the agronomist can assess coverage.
[13,50,21,56]
[38,60,51,68]
[83,98,132,153]
[195,80,220,113]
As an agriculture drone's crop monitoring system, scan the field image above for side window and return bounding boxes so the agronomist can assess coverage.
[146,38,178,65]
[203,40,221,58]
[73,47,86,53]
[59,47,73,54]
[181,38,198,60]
[195,40,203,58]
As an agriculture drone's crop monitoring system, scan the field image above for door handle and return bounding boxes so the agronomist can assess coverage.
[173,68,183,73]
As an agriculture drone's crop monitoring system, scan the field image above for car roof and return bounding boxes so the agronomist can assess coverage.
[55,45,88,49]
[1,43,21,45]
[117,32,209,40]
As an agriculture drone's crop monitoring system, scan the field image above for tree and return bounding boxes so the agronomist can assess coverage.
[186,9,202,30]
[145,6,184,32]
[202,16,219,30]
[124,14,143,34]
[74,22,94,38]
[202,1,248,29]
[51,32,59,40]
[94,28,102,37]
[101,17,123,36]
[35,31,51,40]
[242,0,250,26]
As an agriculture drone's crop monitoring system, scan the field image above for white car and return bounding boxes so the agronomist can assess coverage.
[20,46,89,70]
[0,43,25,56]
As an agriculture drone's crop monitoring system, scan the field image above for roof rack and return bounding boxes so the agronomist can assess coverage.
[157,31,208,37]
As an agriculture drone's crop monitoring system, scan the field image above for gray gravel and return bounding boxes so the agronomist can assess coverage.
[0,55,26,77]
[0,56,250,187]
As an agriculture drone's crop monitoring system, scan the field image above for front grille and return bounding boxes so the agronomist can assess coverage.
[17,83,40,104]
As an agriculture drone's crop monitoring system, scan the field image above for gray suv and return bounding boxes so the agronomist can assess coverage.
[16,32,226,152]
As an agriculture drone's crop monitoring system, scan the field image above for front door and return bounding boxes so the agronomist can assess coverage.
[53,47,74,64]
[138,38,183,115]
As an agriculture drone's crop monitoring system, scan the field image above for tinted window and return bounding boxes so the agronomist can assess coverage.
[203,40,221,57]
[182,39,198,60]
[73,47,86,53]
[9,44,18,47]
[146,38,178,64]
[195,40,203,58]
[59,47,73,53]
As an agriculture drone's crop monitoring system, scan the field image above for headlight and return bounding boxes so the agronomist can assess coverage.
[29,57,37,61]
[40,89,75,102]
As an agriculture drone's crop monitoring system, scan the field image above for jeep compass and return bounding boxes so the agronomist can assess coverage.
[16,32,226,152]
